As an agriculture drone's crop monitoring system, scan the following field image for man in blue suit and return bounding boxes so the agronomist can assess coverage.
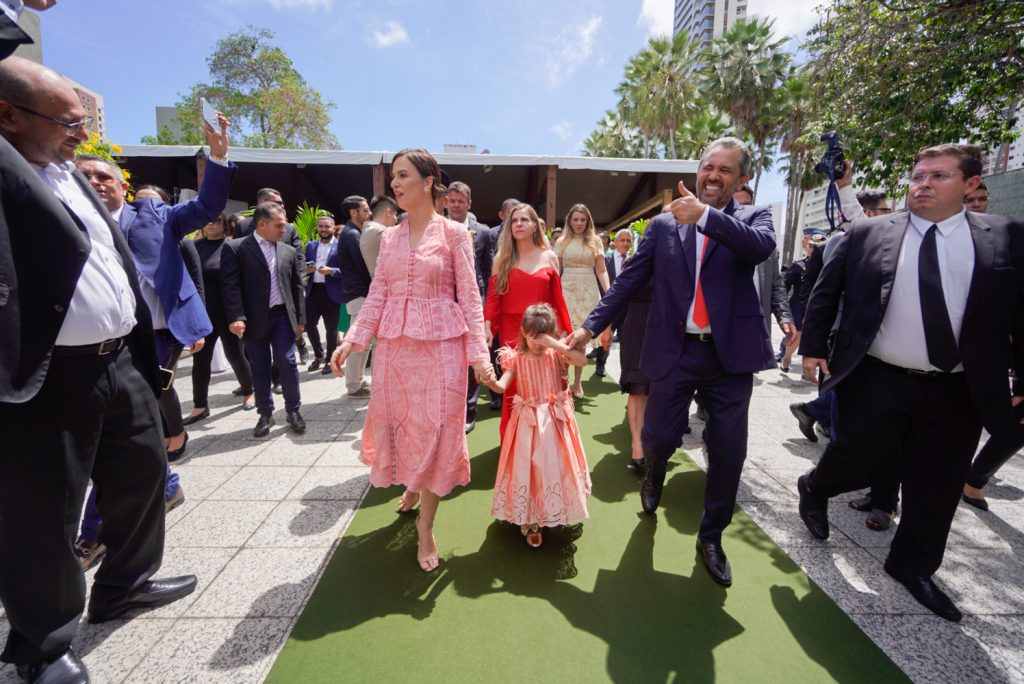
[569,137,776,587]
[303,214,343,374]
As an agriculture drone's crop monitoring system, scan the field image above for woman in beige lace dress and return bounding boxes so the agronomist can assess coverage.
[555,203,610,397]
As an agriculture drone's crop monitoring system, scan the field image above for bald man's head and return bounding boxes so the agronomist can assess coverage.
[0,56,89,165]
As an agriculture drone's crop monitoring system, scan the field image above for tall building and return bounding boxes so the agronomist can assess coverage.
[673,0,747,50]
[983,103,1024,175]
[67,78,106,139]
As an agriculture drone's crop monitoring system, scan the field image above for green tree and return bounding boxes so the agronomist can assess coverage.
[702,18,793,194]
[676,108,732,160]
[142,26,338,149]
[805,0,1024,189]
[582,108,648,158]
[615,32,701,159]
[139,124,180,146]
[777,69,821,264]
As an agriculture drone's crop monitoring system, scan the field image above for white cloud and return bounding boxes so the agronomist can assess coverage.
[638,0,673,38]
[268,0,332,9]
[745,0,823,43]
[550,120,574,141]
[544,16,602,88]
[371,20,409,48]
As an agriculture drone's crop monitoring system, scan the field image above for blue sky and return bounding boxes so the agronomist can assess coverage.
[36,0,819,206]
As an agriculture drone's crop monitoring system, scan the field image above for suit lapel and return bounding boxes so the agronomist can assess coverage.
[878,214,910,312]
[961,213,994,331]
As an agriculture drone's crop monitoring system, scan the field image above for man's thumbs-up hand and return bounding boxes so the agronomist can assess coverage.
[668,180,708,225]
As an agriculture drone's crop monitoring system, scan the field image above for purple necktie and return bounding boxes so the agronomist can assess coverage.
[260,239,283,307]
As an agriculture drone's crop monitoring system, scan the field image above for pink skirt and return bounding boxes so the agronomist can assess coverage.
[360,336,470,496]
[491,392,591,527]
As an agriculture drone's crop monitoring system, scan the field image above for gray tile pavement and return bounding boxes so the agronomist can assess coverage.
[2,335,1023,682]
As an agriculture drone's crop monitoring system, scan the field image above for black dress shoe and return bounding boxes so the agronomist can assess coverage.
[595,366,606,377]
[320,365,333,375]
[884,560,962,622]
[797,473,830,540]
[166,433,189,464]
[848,494,873,512]
[254,414,275,437]
[272,383,283,395]
[232,386,246,397]
[17,648,89,684]
[697,540,732,587]
[88,575,197,623]
[626,458,646,473]
[307,357,323,372]
[286,411,306,433]
[961,493,989,512]
[181,407,210,426]
[640,477,662,515]
[789,403,818,443]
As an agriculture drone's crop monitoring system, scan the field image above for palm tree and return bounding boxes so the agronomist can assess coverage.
[777,69,819,264]
[702,18,792,194]
[582,108,646,158]
[676,107,732,159]
[615,32,701,159]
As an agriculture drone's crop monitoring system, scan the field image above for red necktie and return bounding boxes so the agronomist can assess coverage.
[692,237,710,329]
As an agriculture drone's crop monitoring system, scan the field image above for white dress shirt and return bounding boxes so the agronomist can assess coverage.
[680,205,713,333]
[868,211,974,372]
[312,237,334,284]
[612,250,627,278]
[36,162,137,345]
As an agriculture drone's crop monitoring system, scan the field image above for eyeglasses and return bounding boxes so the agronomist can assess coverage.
[11,103,94,134]
[909,171,960,185]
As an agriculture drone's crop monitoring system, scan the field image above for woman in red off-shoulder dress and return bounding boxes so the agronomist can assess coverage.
[484,204,573,440]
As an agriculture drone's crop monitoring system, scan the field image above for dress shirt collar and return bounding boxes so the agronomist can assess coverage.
[0,1,22,21]
[909,210,967,239]
[254,232,275,251]
[318,235,335,245]
[111,204,123,222]
[36,160,76,181]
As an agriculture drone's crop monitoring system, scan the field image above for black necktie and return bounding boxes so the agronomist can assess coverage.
[919,224,960,371]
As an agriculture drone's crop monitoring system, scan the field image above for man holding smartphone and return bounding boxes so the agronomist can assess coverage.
[304,214,343,373]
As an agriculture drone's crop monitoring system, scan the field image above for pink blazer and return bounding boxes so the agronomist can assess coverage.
[346,217,489,364]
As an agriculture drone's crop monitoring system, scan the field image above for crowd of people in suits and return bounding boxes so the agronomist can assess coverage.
[2,6,1024,680]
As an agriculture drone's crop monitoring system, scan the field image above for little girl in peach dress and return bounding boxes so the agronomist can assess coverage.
[485,304,592,548]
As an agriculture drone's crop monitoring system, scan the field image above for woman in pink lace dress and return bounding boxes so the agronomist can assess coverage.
[332,149,492,572]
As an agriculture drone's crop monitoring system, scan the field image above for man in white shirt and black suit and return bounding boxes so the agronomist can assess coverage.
[0,57,197,683]
[796,143,1024,622]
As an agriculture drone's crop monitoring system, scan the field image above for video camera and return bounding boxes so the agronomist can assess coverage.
[815,131,848,233]
[814,131,846,179]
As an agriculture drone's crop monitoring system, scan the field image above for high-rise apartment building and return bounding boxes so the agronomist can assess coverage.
[983,104,1024,175]
[673,0,748,49]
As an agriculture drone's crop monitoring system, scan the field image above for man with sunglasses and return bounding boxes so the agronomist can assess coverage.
[795,143,1024,622]
[0,56,199,683]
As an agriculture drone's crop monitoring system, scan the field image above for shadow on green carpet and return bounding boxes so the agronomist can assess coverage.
[267,371,909,684]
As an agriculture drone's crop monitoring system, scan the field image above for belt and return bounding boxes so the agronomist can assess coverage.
[269,304,287,314]
[52,336,127,357]
[685,332,713,342]
[865,355,960,379]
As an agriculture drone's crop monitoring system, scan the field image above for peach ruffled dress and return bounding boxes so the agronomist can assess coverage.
[491,347,592,527]
[345,218,489,496]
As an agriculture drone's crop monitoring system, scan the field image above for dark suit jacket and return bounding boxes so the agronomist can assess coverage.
[116,160,234,345]
[220,234,305,340]
[605,251,631,329]
[800,210,1024,434]
[756,248,793,336]
[180,239,204,305]
[338,221,371,303]
[467,218,493,298]
[784,257,807,327]
[584,200,777,380]
[0,140,159,403]
[303,239,343,302]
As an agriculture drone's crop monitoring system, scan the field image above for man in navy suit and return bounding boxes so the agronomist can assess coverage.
[569,137,776,587]
[222,202,307,437]
[303,214,342,374]
[594,229,634,376]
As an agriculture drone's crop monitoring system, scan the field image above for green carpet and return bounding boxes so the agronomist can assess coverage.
[267,371,908,683]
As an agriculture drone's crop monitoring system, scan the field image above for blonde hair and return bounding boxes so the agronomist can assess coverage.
[555,203,602,256]
[518,303,557,353]
[493,204,546,295]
